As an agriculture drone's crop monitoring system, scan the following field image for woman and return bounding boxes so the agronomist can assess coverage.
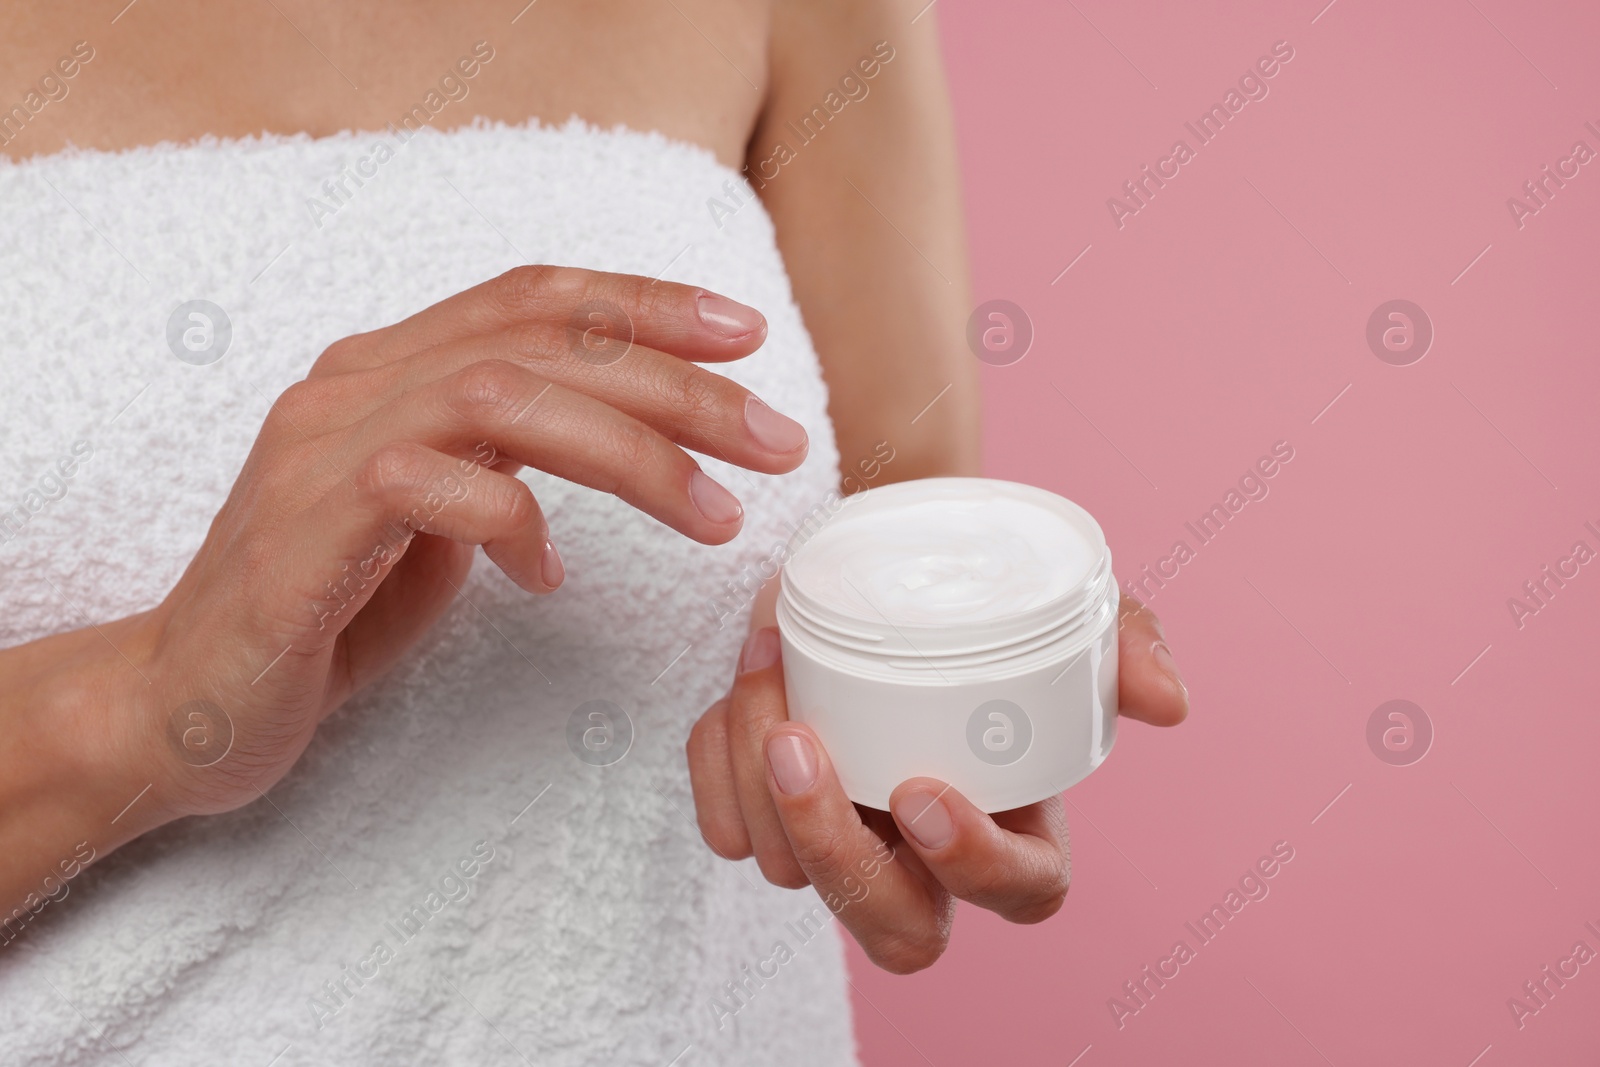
[0,2,1187,1063]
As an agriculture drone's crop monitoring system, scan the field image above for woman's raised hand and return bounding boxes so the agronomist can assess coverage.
[66,266,809,826]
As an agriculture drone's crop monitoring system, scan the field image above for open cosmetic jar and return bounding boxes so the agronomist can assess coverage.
[776,477,1119,813]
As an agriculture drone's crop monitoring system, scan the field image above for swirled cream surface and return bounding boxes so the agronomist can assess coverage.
[786,481,1098,626]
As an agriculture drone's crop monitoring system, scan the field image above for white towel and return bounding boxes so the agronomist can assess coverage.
[0,118,858,1066]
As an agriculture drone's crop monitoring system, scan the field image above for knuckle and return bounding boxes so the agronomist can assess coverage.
[571,275,637,348]
[230,527,279,589]
[608,420,661,493]
[1011,873,1071,925]
[973,854,1071,925]
[503,320,564,370]
[756,850,811,890]
[870,928,947,975]
[577,270,616,308]
[310,333,370,375]
[491,264,590,320]
[497,477,538,531]
[687,710,711,749]
[790,826,852,883]
[686,706,723,756]
[692,804,752,865]
[621,272,673,322]
[446,359,527,421]
[703,827,753,863]
[489,265,553,315]
[724,682,783,749]
[685,708,752,863]
[961,856,1014,902]
[673,367,727,428]
[272,379,332,427]
[355,443,434,500]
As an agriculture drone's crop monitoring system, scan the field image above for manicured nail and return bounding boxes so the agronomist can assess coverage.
[739,627,780,673]
[1151,641,1187,698]
[540,540,564,589]
[689,469,743,525]
[893,789,954,850]
[745,396,808,454]
[697,292,765,339]
[767,732,817,795]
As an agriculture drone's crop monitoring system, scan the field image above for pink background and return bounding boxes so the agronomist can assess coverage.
[848,1,1600,1064]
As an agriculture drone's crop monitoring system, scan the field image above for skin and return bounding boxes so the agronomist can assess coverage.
[0,0,1187,972]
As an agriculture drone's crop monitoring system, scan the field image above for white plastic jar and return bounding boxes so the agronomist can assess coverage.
[776,477,1119,812]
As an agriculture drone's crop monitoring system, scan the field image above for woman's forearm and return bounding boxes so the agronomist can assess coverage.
[0,618,172,942]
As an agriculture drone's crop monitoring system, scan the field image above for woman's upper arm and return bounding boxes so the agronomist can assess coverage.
[751,0,980,485]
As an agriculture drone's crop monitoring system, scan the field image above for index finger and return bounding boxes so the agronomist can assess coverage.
[315,265,769,374]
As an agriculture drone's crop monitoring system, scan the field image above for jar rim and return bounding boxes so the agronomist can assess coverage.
[777,478,1116,670]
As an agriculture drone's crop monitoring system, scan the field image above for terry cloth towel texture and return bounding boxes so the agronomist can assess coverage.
[0,117,858,1067]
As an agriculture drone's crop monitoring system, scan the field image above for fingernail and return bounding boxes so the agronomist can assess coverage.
[689,469,743,525]
[767,732,817,795]
[739,627,780,673]
[697,292,765,339]
[540,540,564,589]
[893,789,954,850]
[1152,641,1187,699]
[745,396,808,454]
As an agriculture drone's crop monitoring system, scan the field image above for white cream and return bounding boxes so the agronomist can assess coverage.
[787,487,1097,626]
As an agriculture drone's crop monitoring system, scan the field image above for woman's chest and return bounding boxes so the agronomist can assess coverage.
[0,0,769,169]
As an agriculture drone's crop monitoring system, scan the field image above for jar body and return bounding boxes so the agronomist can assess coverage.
[779,586,1119,813]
